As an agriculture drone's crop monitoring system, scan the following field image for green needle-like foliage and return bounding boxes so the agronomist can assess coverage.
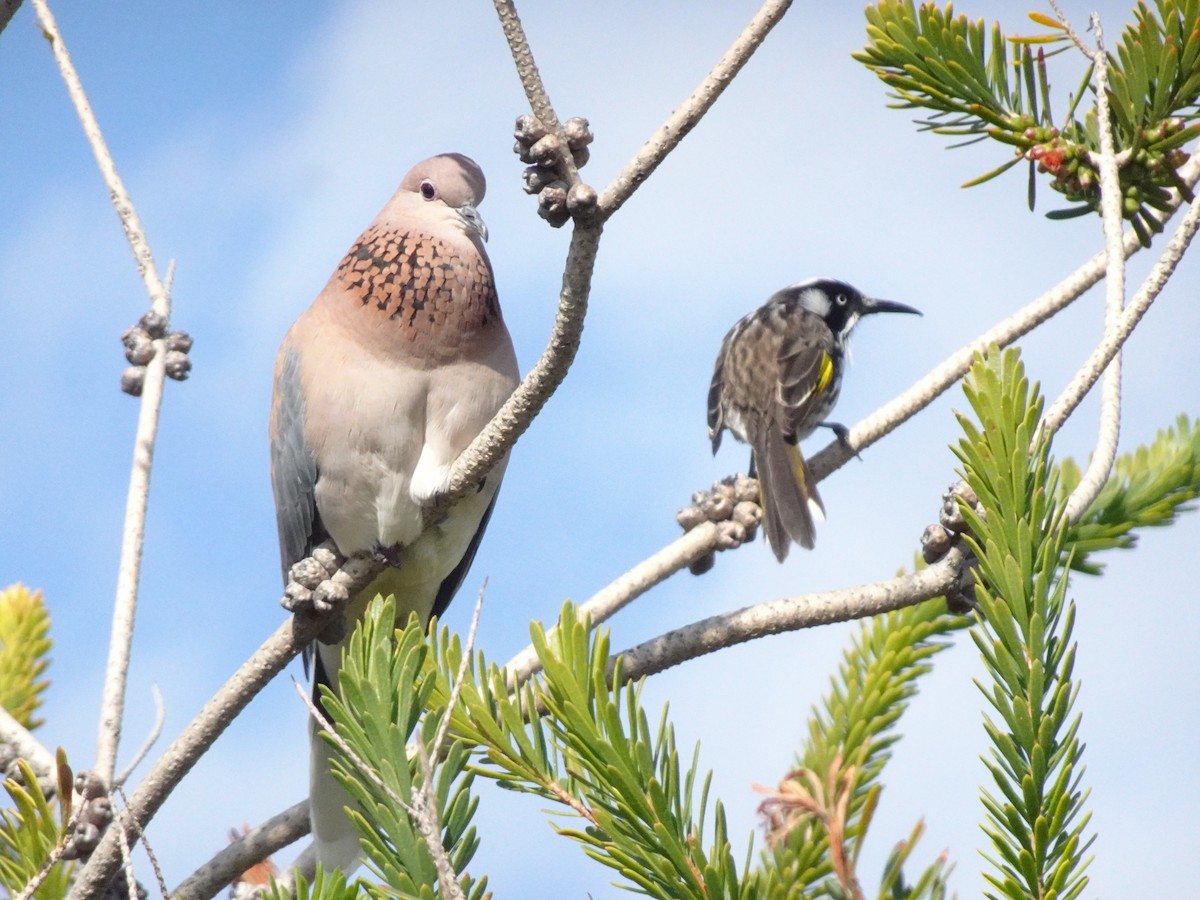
[1108,1,1200,142]
[530,608,744,899]
[262,867,361,900]
[1063,414,1200,573]
[954,348,1093,899]
[317,597,486,900]
[877,819,955,900]
[435,603,748,899]
[750,394,1199,895]
[748,405,1196,897]
[0,760,71,900]
[755,597,964,898]
[430,628,572,813]
[0,584,52,730]
[854,1,1200,239]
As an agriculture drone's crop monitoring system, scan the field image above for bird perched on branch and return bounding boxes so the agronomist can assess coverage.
[707,278,919,560]
[269,153,518,873]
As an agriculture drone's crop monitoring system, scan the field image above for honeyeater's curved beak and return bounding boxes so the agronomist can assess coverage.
[862,296,921,317]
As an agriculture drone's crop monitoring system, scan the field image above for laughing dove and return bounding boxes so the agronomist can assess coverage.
[269,153,519,873]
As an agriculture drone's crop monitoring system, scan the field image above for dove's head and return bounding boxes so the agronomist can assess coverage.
[398,153,489,242]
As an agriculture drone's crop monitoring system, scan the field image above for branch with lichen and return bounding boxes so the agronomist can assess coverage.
[614,548,964,683]
[440,0,793,506]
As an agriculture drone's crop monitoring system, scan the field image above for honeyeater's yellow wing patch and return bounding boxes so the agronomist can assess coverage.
[816,351,834,394]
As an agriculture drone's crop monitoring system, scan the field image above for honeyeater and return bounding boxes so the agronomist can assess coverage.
[707,277,919,560]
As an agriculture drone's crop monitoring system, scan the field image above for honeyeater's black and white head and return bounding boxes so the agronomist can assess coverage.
[770,277,921,343]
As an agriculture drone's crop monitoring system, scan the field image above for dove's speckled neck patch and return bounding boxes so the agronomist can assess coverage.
[334,223,501,356]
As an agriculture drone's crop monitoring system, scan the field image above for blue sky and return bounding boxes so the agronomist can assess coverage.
[1,1,1198,896]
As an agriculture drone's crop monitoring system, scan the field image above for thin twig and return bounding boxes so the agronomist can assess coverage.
[13,811,79,900]
[291,681,392,802]
[1048,0,1093,56]
[412,741,466,900]
[489,0,554,127]
[432,582,487,760]
[114,786,169,900]
[597,0,794,218]
[1058,13,1126,523]
[114,684,165,788]
[113,805,138,900]
[31,0,175,790]
[95,344,169,786]
[542,777,598,825]
[13,857,60,900]
[29,0,170,316]
[292,680,466,898]
[14,768,95,900]
[613,548,964,682]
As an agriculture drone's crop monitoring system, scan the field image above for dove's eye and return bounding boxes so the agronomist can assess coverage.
[419,180,438,201]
